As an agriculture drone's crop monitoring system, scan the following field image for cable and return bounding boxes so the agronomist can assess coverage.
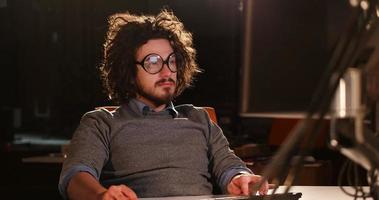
[338,159,371,199]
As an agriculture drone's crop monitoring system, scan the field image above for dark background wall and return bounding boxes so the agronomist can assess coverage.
[0,0,245,142]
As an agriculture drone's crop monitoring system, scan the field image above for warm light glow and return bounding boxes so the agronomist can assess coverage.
[339,79,346,117]
[330,139,339,147]
[360,0,369,10]
[350,0,359,7]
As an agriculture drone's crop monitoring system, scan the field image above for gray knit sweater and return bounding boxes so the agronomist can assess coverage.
[59,100,251,198]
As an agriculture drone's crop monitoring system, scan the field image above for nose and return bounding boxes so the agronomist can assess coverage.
[159,63,173,77]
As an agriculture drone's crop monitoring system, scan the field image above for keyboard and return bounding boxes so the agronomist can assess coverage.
[201,193,302,200]
[139,192,303,200]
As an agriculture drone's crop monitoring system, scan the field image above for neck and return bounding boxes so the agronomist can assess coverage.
[136,95,167,112]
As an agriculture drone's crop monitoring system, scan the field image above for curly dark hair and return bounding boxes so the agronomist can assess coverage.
[99,9,201,104]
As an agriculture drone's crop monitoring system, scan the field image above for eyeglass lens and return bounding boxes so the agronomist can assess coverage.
[143,53,177,74]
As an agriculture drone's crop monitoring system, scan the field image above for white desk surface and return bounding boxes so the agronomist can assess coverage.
[140,186,373,200]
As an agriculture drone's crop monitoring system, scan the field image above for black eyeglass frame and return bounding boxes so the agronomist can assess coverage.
[135,52,178,74]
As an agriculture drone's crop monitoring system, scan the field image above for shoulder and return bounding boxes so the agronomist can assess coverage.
[73,107,125,140]
[175,104,207,114]
[83,108,115,118]
[175,104,211,124]
[80,106,121,125]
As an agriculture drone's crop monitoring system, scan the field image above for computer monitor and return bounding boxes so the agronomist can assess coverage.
[239,0,350,118]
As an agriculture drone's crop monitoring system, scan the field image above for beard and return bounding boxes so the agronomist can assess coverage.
[136,78,176,107]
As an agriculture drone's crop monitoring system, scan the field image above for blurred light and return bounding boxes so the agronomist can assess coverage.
[330,139,339,147]
[366,23,371,30]
[350,0,360,7]
[51,32,59,43]
[0,0,6,8]
[238,0,243,12]
[338,79,347,118]
[360,0,369,10]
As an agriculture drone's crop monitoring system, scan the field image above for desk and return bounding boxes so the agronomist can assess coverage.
[22,153,66,164]
[139,186,373,200]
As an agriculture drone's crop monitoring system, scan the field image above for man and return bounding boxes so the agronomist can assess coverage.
[59,9,269,200]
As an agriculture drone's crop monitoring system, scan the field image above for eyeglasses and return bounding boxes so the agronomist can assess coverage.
[135,52,177,74]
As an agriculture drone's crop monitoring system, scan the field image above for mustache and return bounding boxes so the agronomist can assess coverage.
[155,78,176,85]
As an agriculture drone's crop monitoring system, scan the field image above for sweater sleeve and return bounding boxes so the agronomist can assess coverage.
[58,110,112,198]
[201,109,252,193]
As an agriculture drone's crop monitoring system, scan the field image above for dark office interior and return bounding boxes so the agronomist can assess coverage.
[1,0,378,199]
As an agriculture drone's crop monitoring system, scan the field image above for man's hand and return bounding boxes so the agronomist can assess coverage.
[227,174,269,196]
[99,185,138,200]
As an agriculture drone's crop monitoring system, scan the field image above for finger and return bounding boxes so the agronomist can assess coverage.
[251,176,267,189]
[106,185,135,200]
[240,177,250,196]
[258,183,276,195]
[120,185,138,200]
[258,181,269,195]
[227,179,242,195]
[102,189,118,200]
[106,186,120,198]
[248,176,262,195]
[115,192,127,200]
[101,192,116,200]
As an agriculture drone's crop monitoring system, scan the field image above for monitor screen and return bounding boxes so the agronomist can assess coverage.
[239,0,350,118]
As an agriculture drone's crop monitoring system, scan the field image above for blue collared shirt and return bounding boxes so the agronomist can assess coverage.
[129,98,179,118]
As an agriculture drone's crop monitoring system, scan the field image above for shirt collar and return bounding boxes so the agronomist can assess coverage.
[129,98,178,117]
